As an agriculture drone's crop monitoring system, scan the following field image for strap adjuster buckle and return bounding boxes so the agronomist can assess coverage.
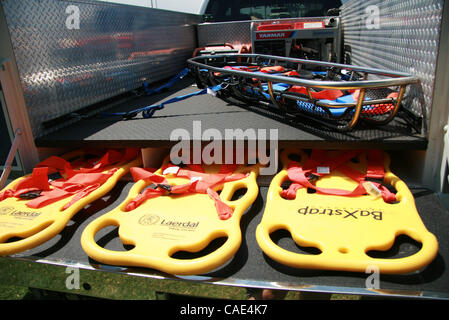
[365,176,384,186]
[306,173,320,183]
[157,184,172,193]
[19,190,42,199]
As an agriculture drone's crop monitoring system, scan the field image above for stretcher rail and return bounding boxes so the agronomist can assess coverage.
[188,54,419,131]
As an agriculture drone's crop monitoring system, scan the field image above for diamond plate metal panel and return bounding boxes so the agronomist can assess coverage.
[341,0,444,133]
[197,18,331,48]
[198,20,253,48]
[198,17,341,53]
[1,0,201,138]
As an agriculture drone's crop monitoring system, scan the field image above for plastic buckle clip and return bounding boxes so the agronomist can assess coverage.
[157,184,172,193]
[306,173,320,183]
[19,190,42,200]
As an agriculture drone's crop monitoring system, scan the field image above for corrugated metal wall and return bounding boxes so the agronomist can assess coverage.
[340,0,444,133]
[1,0,201,138]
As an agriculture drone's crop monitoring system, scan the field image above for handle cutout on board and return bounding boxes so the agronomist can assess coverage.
[1,220,54,244]
[366,234,422,259]
[94,224,136,252]
[269,229,322,256]
[170,236,229,260]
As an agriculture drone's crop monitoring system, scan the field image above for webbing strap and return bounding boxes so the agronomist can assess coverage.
[35,149,138,179]
[287,86,344,100]
[281,150,396,203]
[17,167,51,193]
[101,84,222,119]
[143,68,189,96]
[125,165,248,220]
[366,149,386,179]
[223,66,260,72]
[0,170,115,210]
[100,67,222,120]
[0,167,50,201]
[0,149,137,209]
[25,170,116,209]
[260,66,285,73]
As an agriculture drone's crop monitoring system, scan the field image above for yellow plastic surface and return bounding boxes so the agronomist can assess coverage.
[0,149,142,256]
[81,159,260,275]
[256,149,439,274]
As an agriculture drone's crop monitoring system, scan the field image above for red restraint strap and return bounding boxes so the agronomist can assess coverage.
[287,86,344,100]
[35,148,138,179]
[282,70,300,77]
[125,164,248,220]
[24,170,117,209]
[0,167,51,201]
[0,149,138,209]
[260,66,285,73]
[223,66,261,73]
[351,91,399,115]
[281,150,396,203]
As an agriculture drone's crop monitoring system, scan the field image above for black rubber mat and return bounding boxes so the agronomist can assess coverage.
[35,76,427,150]
[9,178,449,298]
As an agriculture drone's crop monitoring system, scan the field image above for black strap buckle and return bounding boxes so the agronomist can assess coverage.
[157,184,172,193]
[123,111,138,120]
[306,173,320,183]
[365,177,384,185]
[47,172,63,182]
[19,190,42,200]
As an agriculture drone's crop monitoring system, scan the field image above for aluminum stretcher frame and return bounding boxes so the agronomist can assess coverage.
[187,53,419,131]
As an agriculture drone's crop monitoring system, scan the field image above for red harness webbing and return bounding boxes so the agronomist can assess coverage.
[0,149,139,210]
[259,65,285,73]
[281,150,396,203]
[223,66,260,73]
[287,86,344,100]
[125,163,248,220]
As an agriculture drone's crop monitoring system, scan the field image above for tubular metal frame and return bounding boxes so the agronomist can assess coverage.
[188,54,419,131]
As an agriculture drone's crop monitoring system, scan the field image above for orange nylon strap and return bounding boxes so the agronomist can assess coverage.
[25,170,117,209]
[287,86,344,100]
[125,164,248,220]
[0,167,51,201]
[0,149,138,209]
[260,66,285,73]
[281,150,396,203]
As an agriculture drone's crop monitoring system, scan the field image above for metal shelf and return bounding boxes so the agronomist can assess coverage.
[1,179,448,300]
[35,77,426,150]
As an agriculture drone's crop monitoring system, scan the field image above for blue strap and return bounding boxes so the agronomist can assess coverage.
[100,67,222,119]
[143,67,189,96]
[101,84,222,119]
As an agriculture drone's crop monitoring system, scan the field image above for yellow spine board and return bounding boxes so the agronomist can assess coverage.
[81,159,260,275]
[0,149,142,256]
[256,149,438,274]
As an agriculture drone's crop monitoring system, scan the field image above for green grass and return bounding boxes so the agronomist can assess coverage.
[0,284,30,300]
[0,282,362,300]
[0,256,364,300]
